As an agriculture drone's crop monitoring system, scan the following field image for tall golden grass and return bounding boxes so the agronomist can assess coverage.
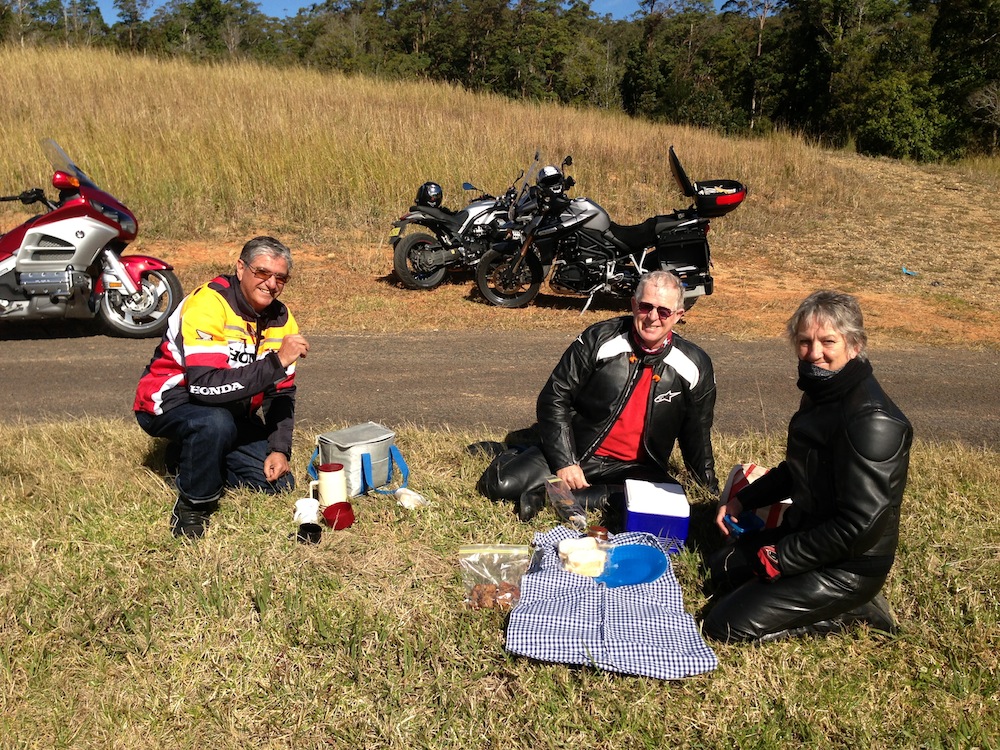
[6,46,993,238]
[2,45,999,344]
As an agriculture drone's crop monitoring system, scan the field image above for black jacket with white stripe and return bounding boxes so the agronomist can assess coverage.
[536,315,718,494]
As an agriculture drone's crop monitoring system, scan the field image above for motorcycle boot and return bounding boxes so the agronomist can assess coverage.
[757,592,898,642]
[838,592,898,634]
[170,494,219,539]
[572,483,627,531]
[517,485,547,522]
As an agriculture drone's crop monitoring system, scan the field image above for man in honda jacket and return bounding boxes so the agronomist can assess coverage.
[477,270,718,525]
[134,236,310,539]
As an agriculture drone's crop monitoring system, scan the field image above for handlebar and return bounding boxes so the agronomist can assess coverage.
[0,188,48,206]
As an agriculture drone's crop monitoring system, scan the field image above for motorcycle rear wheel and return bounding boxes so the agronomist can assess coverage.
[476,249,543,308]
[99,268,183,338]
[393,232,447,290]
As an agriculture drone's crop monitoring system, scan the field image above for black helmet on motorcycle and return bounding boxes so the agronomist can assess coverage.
[415,181,444,208]
[536,165,564,197]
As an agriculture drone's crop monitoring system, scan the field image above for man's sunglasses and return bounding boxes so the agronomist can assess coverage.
[246,263,290,285]
[635,301,679,320]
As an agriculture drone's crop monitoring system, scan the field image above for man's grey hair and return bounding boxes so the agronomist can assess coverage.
[786,289,868,361]
[634,270,684,310]
[240,236,293,272]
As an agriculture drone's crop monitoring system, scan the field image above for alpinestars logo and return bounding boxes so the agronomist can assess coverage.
[654,390,681,403]
[190,382,245,396]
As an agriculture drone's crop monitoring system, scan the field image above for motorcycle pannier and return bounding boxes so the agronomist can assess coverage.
[655,227,710,269]
[310,422,402,496]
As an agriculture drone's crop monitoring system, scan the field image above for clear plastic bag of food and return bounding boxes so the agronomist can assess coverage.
[458,544,533,610]
[544,476,588,531]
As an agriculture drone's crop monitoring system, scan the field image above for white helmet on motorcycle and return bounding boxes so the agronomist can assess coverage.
[537,165,564,197]
[415,181,443,208]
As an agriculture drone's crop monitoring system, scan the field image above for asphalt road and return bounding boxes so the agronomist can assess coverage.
[2,325,998,447]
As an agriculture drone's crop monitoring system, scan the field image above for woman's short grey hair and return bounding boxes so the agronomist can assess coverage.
[634,270,684,310]
[240,236,293,272]
[786,290,868,360]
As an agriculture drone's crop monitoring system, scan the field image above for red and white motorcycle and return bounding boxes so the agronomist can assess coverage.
[0,138,182,338]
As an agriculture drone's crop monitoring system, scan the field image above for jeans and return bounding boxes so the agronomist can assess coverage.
[136,403,295,504]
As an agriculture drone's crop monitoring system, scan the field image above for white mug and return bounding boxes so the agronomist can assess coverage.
[310,462,348,509]
[293,497,321,525]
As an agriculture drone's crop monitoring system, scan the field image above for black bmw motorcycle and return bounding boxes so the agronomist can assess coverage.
[389,174,523,290]
[476,147,747,310]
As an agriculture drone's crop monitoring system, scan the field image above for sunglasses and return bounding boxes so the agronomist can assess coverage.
[246,263,290,285]
[635,301,678,320]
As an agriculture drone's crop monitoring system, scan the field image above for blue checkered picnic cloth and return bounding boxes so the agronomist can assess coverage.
[505,526,717,679]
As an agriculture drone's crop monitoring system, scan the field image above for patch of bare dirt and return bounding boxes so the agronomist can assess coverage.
[134,230,1000,351]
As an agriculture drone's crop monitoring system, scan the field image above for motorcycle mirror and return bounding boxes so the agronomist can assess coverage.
[462,182,475,191]
[562,155,573,168]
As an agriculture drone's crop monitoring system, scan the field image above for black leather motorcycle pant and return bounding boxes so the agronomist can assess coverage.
[476,445,667,526]
[702,532,888,642]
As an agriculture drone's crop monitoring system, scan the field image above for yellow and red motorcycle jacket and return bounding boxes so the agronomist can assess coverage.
[133,274,299,457]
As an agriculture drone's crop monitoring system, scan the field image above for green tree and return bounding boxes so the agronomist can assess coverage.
[112,0,151,49]
[721,0,785,129]
[855,70,945,160]
[931,0,1000,154]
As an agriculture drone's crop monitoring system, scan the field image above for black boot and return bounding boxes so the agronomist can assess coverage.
[170,495,219,539]
[572,484,610,510]
[517,485,547,522]
[758,593,897,642]
[840,592,898,633]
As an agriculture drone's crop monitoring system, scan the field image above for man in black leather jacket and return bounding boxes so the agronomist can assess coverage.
[477,271,718,524]
[705,290,912,642]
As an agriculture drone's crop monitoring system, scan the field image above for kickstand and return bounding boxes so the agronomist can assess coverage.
[580,293,596,315]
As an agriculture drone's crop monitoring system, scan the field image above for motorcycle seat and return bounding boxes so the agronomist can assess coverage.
[608,218,659,250]
[409,204,456,220]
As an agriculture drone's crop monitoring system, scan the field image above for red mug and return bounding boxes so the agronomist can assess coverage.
[322,501,355,530]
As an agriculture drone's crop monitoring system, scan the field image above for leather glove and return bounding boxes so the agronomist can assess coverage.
[752,544,782,582]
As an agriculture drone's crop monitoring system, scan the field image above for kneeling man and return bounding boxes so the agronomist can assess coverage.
[134,236,309,538]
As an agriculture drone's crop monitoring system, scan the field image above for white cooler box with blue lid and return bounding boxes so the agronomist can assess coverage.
[624,479,689,553]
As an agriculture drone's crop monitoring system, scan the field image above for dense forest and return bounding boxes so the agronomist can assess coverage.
[2,0,998,161]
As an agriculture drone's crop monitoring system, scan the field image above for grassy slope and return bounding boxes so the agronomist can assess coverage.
[1,46,998,748]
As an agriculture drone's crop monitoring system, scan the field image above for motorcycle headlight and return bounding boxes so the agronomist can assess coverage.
[90,200,137,235]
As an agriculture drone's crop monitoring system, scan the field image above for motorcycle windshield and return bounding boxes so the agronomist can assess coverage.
[513,151,542,203]
[41,138,101,191]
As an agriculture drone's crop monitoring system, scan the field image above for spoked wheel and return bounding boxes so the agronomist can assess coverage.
[393,232,447,289]
[99,269,183,338]
[476,249,543,308]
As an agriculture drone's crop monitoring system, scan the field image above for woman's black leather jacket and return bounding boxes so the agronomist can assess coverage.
[535,316,718,493]
[738,359,912,577]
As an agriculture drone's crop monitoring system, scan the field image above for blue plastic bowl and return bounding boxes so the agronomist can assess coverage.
[595,544,668,588]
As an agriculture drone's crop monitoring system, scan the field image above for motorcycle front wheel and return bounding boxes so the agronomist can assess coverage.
[476,249,543,308]
[99,269,183,338]
[393,232,447,290]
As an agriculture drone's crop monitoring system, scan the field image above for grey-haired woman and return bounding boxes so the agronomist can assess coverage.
[704,290,912,642]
